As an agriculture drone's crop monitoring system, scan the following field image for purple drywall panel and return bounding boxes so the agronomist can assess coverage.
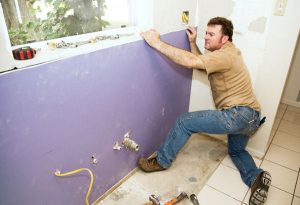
[0,30,192,205]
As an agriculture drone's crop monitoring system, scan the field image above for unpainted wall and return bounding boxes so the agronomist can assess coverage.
[282,35,300,107]
[153,0,198,34]
[189,0,300,157]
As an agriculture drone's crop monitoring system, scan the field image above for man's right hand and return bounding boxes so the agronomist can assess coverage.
[186,26,197,44]
[140,29,161,48]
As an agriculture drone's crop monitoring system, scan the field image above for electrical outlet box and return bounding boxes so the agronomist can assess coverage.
[182,11,189,25]
[274,0,288,16]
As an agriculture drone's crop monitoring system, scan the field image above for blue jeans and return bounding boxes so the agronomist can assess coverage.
[156,106,263,187]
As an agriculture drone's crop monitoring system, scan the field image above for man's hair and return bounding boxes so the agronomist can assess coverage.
[208,17,234,42]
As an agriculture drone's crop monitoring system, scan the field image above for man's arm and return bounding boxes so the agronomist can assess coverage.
[186,26,202,55]
[141,29,205,70]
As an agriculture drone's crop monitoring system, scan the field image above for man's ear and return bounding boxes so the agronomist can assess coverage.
[221,35,229,44]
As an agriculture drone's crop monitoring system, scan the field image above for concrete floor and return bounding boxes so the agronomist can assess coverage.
[95,133,227,205]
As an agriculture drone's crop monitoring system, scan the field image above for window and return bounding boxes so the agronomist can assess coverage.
[0,0,152,73]
[1,0,132,46]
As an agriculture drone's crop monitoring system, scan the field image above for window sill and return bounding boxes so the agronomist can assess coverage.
[12,26,142,71]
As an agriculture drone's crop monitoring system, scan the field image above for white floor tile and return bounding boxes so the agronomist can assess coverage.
[206,164,248,201]
[278,120,300,137]
[296,175,300,197]
[260,160,298,194]
[263,186,293,205]
[265,144,300,171]
[221,155,236,169]
[288,106,300,114]
[273,131,300,153]
[198,185,241,205]
[293,196,300,205]
[283,109,300,126]
[222,154,261,171]
[280,103,288,110]
[243,185,292,205]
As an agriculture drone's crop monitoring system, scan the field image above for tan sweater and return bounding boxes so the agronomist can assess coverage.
[200,42,260,111]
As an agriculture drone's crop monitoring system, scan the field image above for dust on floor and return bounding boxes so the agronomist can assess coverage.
[96,133,227,205]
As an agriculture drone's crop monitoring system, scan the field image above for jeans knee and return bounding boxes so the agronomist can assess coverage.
[176,112,189,125]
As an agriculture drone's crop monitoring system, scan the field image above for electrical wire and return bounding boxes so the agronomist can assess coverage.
[54,168,94,205]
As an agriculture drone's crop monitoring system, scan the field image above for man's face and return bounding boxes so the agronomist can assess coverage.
[204,25,228,51]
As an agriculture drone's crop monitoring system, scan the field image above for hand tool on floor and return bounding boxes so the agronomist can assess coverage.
[164,192,188,205]
[190,194,200,205]
[147,194,160,205]
[146,192,188,205]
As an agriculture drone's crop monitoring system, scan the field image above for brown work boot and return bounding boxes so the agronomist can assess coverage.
[138,157,166,172]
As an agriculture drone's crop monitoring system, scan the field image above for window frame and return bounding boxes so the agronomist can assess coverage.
[0,0,153,74]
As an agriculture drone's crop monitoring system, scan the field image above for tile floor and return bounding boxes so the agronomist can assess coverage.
[197,103,300,205]
[99,103,300,205]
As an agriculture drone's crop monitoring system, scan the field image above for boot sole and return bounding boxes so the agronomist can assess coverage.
[249,171,272,205]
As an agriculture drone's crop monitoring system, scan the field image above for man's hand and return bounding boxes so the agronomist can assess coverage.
[140,28,204,69]
[140,29,161,48]
[186,26,197,44]
[186,26,201,55]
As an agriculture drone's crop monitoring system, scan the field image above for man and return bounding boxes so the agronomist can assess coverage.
[138,17,271,205]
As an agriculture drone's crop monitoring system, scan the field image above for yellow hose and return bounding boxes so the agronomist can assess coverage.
[54,168,94,205]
